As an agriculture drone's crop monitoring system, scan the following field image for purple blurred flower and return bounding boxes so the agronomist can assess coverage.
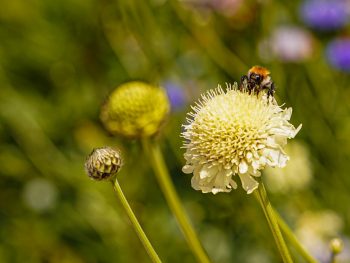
[300,0,349,31]
[326,38,350,72]
[164,82,187,111]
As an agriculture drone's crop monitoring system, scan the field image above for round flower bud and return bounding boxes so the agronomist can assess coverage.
[330,238,343,255]
[100,81,170,138]
[85,147,122,181]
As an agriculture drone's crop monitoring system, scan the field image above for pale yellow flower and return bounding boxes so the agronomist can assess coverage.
[182,83,301,194]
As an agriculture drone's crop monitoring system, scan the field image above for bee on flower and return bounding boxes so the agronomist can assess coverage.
[181,78,302,194]
[240,65,275,98]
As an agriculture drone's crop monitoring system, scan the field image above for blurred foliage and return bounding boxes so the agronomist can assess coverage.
[1,0,350,262]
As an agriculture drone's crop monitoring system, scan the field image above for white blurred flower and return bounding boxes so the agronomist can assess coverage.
[182,83,301,194]
[264,141,312,193]
[259,26,314,62]
[296,211,348,262]
[23,178,58,212]
[201,226,232,262]
[245,250,270,263]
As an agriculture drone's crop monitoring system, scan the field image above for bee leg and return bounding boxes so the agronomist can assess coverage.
[255,84,261,96]
[240,75,248,91]
[247,82,254,94]
[267,83,275,98]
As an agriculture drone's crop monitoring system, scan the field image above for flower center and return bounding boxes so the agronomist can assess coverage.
[185,89,274,166]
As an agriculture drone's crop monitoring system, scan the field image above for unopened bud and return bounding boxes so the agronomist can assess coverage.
[85,147,122,181]
[330,238,344,255]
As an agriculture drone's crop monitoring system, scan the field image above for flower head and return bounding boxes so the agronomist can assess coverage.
[23,178,58,212]
[85,147,122,181]
[326,38,350,72]
[164,82,187,111]
[270,26,314,62]
[100,81,170,138]
[300,0,349,31]
[330,238,344,255]
[182,83,301,194]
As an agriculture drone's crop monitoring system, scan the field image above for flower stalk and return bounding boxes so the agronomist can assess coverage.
[111,177,162,263]
[253,181,293,263]
[142,139,211,263]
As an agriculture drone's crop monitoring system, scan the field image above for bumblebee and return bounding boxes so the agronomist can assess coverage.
[240,66,275,98]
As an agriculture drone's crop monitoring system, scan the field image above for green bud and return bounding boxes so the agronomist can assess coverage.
[100,81,170,138]
[330,238,344,255]
[85,147,122,181]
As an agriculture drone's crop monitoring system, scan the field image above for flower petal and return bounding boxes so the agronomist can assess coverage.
[229,179,238,189]
[239,160,248,174]
[200,164,218,179]
[238,174,259,194]
[182,165,194,174]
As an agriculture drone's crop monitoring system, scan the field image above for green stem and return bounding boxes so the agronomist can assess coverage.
[111,177,162,263]
[142,139,211,263]
[254,183,293,263]
[275,210,317,263]
[330,253,336,263]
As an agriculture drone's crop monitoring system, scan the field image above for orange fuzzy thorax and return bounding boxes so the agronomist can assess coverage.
[248,66,270,77]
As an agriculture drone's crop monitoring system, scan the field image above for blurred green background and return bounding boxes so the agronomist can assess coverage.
[1,0,350,262]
